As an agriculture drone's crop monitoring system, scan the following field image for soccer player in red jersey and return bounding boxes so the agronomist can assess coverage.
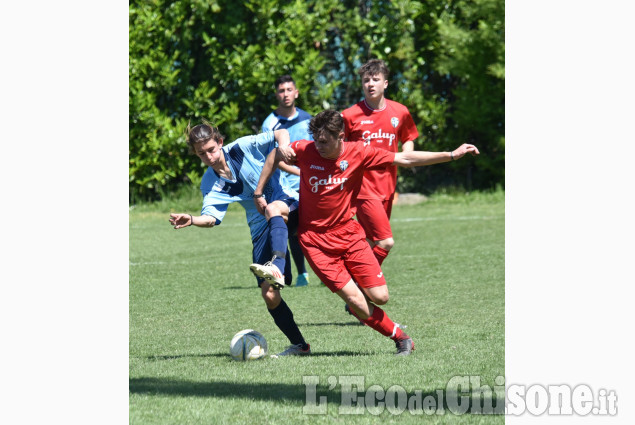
[252,110,479,355]
[342,59,418,266]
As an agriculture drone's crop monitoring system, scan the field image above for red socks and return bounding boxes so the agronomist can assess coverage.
[372,245,389,266]
[363,305,407,341]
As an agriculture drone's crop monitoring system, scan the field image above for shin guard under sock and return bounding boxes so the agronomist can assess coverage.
[267,299,307,348]
[363,305,407,341]
[268,216,288,273]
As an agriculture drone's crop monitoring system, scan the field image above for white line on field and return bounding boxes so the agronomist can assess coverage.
[129,260,216,266]
[392,215,502,222]
[129,261,169,266]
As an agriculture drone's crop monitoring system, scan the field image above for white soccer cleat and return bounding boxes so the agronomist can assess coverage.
[270,343,311,358]
[250,261,285,289]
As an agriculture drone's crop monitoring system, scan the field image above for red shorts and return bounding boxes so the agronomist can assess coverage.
[354,196,393,242]
[298,219,386,293]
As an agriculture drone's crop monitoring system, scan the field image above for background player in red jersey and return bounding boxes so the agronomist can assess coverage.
[252,110,479,355]
[342,59,418,267]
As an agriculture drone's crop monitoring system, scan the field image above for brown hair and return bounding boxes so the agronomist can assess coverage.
[309,110,344,141]
[358,59,390,80]
[185,119,224,153]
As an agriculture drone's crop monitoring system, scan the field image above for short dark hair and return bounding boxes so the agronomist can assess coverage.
[274,74,295,88]
[309,110,344,141]
[185,119,224,153]
[358,59,389,80]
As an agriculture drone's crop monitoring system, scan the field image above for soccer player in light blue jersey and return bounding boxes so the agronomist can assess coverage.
[262,75,313,287]
[169,120,311,357]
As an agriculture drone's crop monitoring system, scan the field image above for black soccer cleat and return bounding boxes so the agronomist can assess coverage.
[395,337,415,356]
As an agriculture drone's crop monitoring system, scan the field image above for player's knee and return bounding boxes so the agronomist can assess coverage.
[368,288,390,305]
[264,204,279,220]
[373,293,389,305]
[264,202,288,222]
[376,237,394,251]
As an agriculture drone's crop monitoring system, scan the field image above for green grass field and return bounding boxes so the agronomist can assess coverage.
[129,190,504,424]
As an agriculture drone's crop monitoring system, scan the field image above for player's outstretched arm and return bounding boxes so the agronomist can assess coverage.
[278,161,300,176]
[401,140,415,153]
[393,143,479,168]
[169,213,215,229]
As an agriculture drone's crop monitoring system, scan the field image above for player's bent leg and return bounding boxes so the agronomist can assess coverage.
[260,281,311,357]
[371,238,393,266]
[374,237,394,251]
[340,283,414,356]
[264,200,290,222]
[355,198,394,264]
[261,281,282,309]
[251,261,286,289]
[356,198,392,245]
[362,285,390,306]
[336,279,374,320]
[251,202,293,289]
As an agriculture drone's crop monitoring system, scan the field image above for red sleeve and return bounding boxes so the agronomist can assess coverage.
[342,110,352,140]
[290,140,307,165]
[362,145,396,170]
[290,140,300,154]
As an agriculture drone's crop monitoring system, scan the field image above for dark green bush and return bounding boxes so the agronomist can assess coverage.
[129,0,504,202]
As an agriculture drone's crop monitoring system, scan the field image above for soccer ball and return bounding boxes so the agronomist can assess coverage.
[230,329,268,361]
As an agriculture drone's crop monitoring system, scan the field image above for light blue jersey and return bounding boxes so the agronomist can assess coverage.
[262,108,312,191]
[200,131,298,241]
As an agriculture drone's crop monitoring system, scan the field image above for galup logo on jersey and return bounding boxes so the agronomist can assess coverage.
[361,128,397,146]
[308,175,349,193]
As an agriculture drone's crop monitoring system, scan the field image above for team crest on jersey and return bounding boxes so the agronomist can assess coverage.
[339,160,349,171]
[391,117,399,128]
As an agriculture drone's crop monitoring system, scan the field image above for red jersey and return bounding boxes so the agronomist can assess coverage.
[342,99,419,200]
[290,140,395,232]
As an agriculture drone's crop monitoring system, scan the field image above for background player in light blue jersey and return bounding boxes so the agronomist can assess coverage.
[169,120,311,357]
[262,75,312,287]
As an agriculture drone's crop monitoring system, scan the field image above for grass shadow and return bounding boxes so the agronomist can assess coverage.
[222,286,255,290]
[302,350,372,357]
[144,350,370,361]
[129,377,504,414]
[145,353,226,361]
[130,377,310,401]
[299,321,366,327]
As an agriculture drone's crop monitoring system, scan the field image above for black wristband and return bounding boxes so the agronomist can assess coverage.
[253,193,265,198]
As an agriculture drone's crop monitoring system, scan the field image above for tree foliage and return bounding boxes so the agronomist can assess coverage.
[129,0,504,202]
